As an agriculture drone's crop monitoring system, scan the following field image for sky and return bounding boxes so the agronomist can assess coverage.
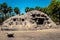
[0,0,51,13]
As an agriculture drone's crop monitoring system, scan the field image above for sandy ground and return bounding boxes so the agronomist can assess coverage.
[0,28,60,40]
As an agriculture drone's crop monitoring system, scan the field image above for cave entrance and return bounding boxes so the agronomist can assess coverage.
[32,18,44,25]
[37,18,44,25]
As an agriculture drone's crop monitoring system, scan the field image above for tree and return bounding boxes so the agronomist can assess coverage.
[29,8,34,11]
[46,0,60,24]
[0,3,14,23]
[35,6,41,11]
[41,7,47,14]
[25,7,30,13]
[1,2,8,20]
[0,4,2,10]
[47,0,57,16]
[0,4,4,23]
[14,7,20,15]
[7,6,13,17]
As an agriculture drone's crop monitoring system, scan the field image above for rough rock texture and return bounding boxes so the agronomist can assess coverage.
[2,10,57,30]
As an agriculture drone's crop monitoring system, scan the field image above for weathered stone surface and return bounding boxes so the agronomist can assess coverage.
[2,10,57,30]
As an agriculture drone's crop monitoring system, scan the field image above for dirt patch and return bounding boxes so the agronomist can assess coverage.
[0,29,60,40]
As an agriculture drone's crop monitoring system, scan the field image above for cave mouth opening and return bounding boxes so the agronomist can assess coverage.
[32,18,44,25]
[37,18,44,25]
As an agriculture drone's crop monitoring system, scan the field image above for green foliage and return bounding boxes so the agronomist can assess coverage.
[35,6,41,11]
[25,7,30,13]
[2,2,7,8]
[7,7,13,17]
[29,8,34,11]
[47,0,60,23]
[14,7,20,14]
[41,7,47,14]
[0,5,1,8]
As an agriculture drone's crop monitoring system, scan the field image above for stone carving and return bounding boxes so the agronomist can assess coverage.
[2,10,57,30]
